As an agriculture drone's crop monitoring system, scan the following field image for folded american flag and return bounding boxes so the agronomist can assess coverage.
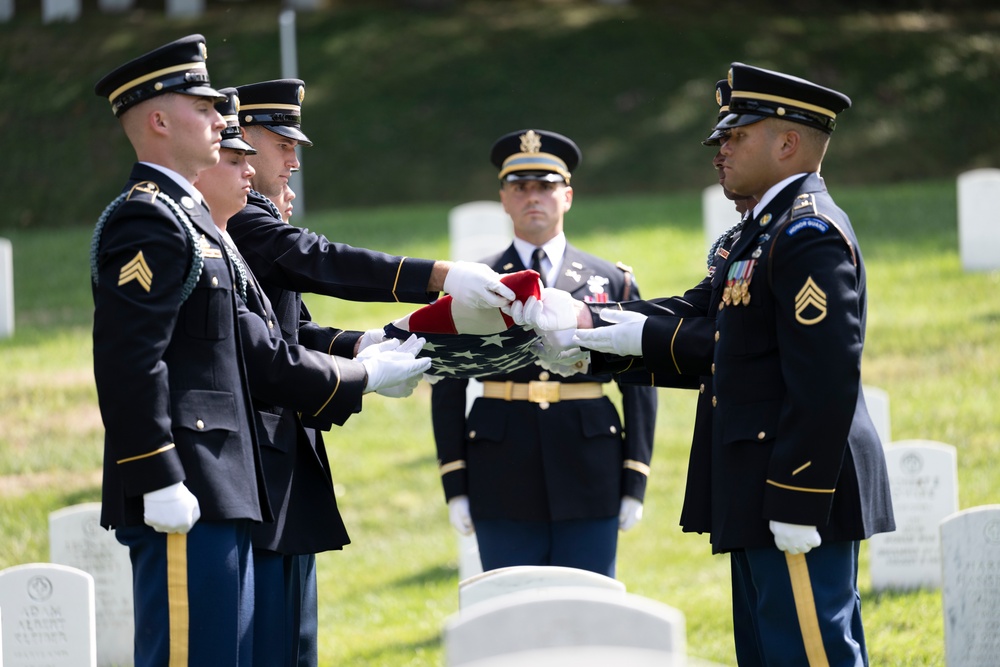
[384,270,542,379]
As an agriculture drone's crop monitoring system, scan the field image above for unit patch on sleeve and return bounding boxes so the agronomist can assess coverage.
[118,250,153,292]
[786,217,829,236]
[794,276,827,325]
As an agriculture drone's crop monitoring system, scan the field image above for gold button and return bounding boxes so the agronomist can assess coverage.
[468,430,476,439]
[711,363,716,375]
[715,331,720,342]
[758,431,766,440]
[195,419,205,430]
[268,319,274,329]
[539,371,550,381]
[610,425,617,434]
[712,396,717,407]
[699,383,705,394]
[539,402,550,410]
[211,276,219,287]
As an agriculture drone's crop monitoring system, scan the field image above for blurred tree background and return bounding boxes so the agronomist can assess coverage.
[1,0,998,228]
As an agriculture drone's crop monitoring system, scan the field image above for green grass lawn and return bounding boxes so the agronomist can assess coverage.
[1,180,996,665]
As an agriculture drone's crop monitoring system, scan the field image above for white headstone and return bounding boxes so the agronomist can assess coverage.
[0,239,12,339]
[41,0,80,22]
[165,0,203,18]
[97,0,133,12]
[444,587,685,666]
[447,200,510,581]
[456,645,684,667]
[48,503,133,667]
[702,185,739,251]
[862,385,891,446]
[448,201,513,263]
[459,565,625,609]
[0,0,13,22]
[957,168,1000,272]
[0,563,96,667]
[941,505,1000,667]
[869,440,958,591]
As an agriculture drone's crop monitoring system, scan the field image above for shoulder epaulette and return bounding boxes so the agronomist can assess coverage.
[127,181,160,202]
[615,261,633,274]
[91,188,204,304]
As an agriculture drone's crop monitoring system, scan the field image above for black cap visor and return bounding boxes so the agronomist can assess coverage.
[503,171,566,183]
[262,124,313,147]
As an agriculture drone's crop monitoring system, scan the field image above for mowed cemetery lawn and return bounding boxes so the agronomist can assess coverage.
[1,180,997,665]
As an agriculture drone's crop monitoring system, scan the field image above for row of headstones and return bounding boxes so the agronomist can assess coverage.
[0,504,130,666]
[704,168,1000,272]
[0,0,321,23]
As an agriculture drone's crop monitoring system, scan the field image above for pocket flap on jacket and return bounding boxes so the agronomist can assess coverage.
[171,390,239,433]
[720,399,781,445]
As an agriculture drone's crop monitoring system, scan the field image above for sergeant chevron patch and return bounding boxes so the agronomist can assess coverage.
[118,250,153,292]
[794,276,826,325]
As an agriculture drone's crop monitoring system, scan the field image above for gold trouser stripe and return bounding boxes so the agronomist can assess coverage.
[439,460,466,476]
[623,459,650,476]
[785,552,830,667]
[117,443,175,465]
[669,319,684,374]
[391,258,406,302]
[313,356,342,417]
[766,479,834,494]
[167,533,189,667]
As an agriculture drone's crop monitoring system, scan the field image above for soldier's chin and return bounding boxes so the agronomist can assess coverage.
[722,187,752,202]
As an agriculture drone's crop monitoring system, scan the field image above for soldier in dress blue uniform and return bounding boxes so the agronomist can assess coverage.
[573,64,896,665]
[429,130,658,578]
[91,37,429,667]
[223,79,516,666]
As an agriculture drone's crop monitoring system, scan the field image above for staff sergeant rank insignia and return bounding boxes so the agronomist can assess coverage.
[795,276,827,325]
[118,250,153,292]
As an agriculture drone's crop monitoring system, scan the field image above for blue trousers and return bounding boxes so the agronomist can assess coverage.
[474,517,619,578]
[253,550,318,667]
[731,541,868,667]
[116,520,253,667]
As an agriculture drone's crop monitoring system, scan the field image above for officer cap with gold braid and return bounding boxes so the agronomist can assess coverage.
[215,88,257,154]
[702,79,733,147]
[235,79,312,147]
[490,129,581,184]
[94,34,225,118]
[713,62,851,135]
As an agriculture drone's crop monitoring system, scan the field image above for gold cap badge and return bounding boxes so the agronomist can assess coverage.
[519,130,542,154]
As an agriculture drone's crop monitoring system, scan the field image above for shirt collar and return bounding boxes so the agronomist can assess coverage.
[140,162,206,207]
[512,232,566,273]
[751,172,812,220]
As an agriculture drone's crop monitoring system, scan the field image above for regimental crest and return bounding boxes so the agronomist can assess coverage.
[519,130,542,154]
[118,250,153,293]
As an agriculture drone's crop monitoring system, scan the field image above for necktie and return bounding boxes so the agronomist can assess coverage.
[530,247,548,287]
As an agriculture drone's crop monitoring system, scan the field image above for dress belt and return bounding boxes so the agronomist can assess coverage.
[481,381,603,404]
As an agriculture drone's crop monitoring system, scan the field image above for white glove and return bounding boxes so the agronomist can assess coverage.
[531,330,591,377]
[443,261,516,309]
[358,335,433,394]
[507,288,580,332]
[769,520,822,555]
[143,481,201,534]
[572,309,647,357]
[618,496,644,532]
[356,328,387,354]
[447,495,475,536]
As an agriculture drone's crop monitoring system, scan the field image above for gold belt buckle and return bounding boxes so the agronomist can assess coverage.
[527,381,560,405]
